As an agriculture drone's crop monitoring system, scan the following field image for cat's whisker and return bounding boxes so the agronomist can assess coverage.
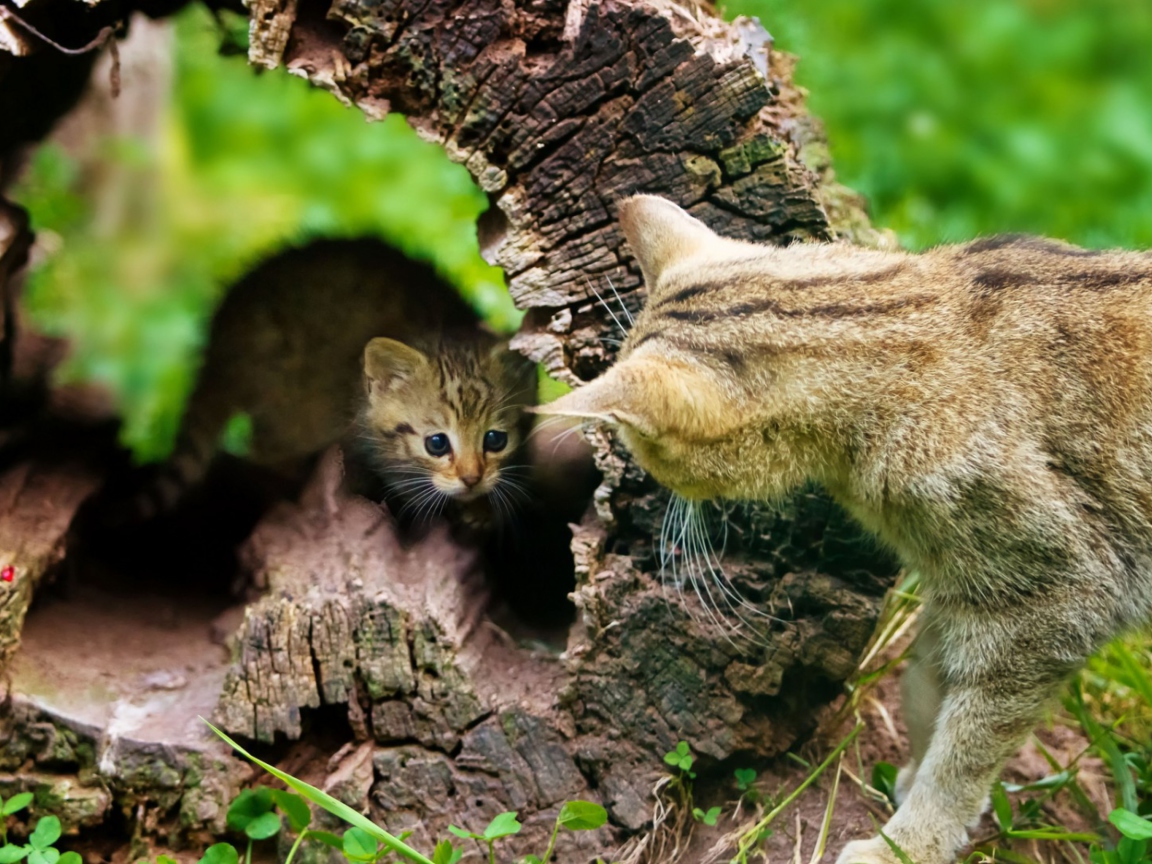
[585,277,628,336]
[658,495,688,610]
[400,485,443,524]
[678,501,743,649]
[605,275,635,327]
[658,495,778,648]
[686,502,782,643]
[545,424,588,456]
[495,477,532,505]
[490,484,517,523]
[662,496,722,637]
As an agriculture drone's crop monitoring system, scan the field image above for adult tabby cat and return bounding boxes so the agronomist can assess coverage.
[537,195,1152,864]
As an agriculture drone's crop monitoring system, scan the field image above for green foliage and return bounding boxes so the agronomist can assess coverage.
[197,845,238,864]
[1093,810,1152,864]
[721,0,1152,252]
[0,794,31,848]
[557,801,607,831]
[12,3,517,461]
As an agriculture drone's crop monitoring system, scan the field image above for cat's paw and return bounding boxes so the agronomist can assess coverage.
[836,836,902,864]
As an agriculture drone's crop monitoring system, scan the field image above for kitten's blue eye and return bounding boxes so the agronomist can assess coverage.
[425,433,451,457]
[483,430,508,453]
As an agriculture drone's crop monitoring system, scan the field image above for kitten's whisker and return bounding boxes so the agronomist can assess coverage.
[495,478,532,505]
[527,416,579,440]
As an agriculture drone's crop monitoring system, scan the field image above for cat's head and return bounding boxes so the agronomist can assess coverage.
[535,196,785,501]
[360,333,537,505]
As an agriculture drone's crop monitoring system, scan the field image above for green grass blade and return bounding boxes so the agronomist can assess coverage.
[877,828,915,864]
[202,720,434,864]
[1068,683,1139,813]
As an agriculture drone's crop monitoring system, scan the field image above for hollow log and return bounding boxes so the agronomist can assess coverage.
[0,0,902,859]
[214,0,899,855]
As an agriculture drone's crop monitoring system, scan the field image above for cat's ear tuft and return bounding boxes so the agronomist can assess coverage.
[533,357,734,441]
[618,195,721,284]
[363,338,428,396]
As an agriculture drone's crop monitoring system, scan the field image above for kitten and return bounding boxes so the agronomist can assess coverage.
[537,195,1152,864]
[354,330,537,535]
[131,238,535,525]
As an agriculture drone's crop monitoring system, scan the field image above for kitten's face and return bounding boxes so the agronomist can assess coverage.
[361,335,536,507]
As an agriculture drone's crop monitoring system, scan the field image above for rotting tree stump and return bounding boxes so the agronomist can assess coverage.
[0,0,901,860]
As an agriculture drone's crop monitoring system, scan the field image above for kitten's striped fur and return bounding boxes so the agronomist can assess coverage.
[538,196,1152,864]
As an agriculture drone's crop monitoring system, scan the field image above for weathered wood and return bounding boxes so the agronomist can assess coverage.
[217,449,607,858]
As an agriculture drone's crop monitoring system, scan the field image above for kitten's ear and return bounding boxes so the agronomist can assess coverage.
[618,195,722,284]
[363,338,428,396]
[487,341,538,404]
[533,356,734,441]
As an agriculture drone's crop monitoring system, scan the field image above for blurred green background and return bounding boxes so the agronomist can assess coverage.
[723,0,1152,250]
[12,0,1152,460]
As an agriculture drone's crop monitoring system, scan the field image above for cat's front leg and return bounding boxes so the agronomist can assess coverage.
[836,604,1087,864]
[895,620,945,805]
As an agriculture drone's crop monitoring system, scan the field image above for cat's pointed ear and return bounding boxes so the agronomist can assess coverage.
[618,195,722,284]
[363,338,428,396]
[533,356,732,441]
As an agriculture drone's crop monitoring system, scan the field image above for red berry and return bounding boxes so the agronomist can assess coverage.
[1,566,13,583]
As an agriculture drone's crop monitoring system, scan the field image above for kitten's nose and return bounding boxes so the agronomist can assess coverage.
[459,471,482,488]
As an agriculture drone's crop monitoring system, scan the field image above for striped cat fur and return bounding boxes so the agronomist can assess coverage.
[537,195,1152,864]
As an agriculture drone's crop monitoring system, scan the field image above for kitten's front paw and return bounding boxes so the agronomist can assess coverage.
[836,836,902,864]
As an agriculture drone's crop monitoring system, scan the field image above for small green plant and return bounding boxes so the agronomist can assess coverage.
[0,794,33,848]
[733,768,756,793]
[220,783,343,864]
[870,761,899,808]
[729,724,862,864]
[1089,809,1152,864]
[732,767,762,806]
[202,720,608,864]
[691,806,721,826]
[0,813,81,864]
[663,742,696,778]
